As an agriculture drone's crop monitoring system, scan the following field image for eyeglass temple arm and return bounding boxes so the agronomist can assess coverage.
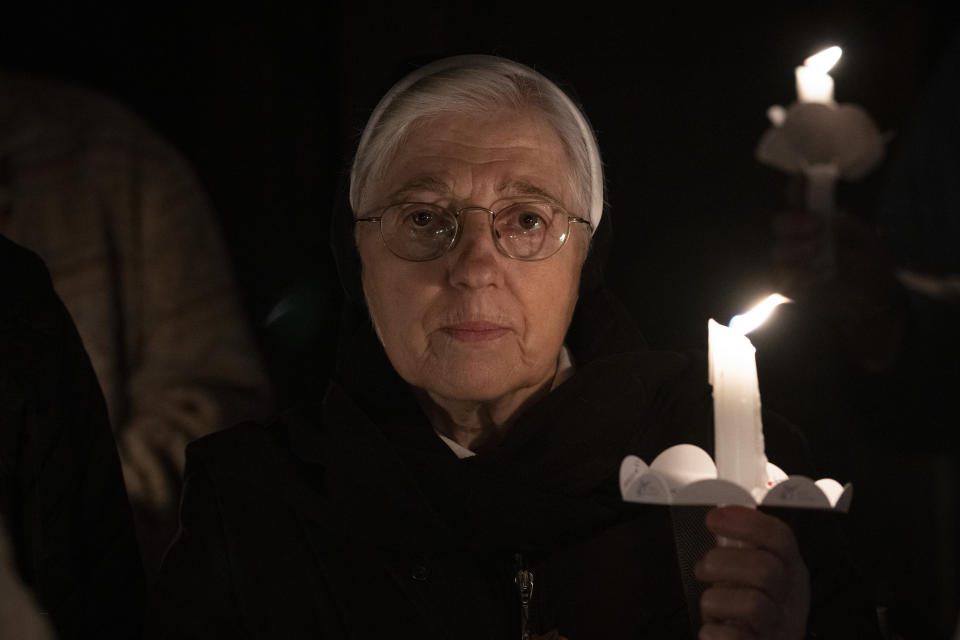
[570,216,592,230]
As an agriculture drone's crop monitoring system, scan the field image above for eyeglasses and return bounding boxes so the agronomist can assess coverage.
[355,200,591,262]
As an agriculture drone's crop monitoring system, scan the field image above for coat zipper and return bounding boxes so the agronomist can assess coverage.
[514,554,535,640]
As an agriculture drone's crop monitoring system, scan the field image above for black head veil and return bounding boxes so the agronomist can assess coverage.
[327,56,645,397]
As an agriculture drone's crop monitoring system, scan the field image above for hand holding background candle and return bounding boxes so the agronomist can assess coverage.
[758,45,886,273]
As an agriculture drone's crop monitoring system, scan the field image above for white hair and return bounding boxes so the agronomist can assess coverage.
[349,55,604,232]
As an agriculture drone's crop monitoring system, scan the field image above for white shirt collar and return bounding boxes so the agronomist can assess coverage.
[434,345,575,459]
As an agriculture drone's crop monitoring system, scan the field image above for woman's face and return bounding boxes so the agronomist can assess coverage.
[356,108,587,406]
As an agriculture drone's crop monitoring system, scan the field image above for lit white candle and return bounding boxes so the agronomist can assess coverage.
[795,46,842,104]
[709,294,790,495]
[794,45,843,271]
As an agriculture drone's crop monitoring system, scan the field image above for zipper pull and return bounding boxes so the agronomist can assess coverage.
[514,554,535,640]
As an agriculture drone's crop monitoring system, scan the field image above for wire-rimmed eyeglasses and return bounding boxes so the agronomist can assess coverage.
[354,200,591,262]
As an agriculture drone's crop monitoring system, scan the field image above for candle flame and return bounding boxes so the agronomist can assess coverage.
[728,294,791,335]
[804,46,842,74]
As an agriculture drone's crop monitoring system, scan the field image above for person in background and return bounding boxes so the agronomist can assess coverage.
[0,70,274,578]
[0,234,144,638]
[766,30,960,640]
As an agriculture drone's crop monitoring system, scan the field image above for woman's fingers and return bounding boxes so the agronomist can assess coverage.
[704,506,799,561]
[701,584,781,634]
[695,547,789,603]
[696,506,811,640]
[699,621,757,640]
[120,425,179,510]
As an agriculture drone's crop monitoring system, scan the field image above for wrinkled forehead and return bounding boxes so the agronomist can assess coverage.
[362,108,581,212]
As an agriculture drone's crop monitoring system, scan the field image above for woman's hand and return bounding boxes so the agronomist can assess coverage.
[118,417,190,511]
[695,505,810,640]
[771,208,904,372]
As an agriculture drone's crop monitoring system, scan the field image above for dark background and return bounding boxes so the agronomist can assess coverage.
[2,2,956,398]
[2,2,959,636]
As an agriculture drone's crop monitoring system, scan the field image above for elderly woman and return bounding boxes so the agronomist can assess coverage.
[149,55,878,638]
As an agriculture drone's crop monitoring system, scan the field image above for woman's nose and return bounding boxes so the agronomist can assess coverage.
[447,209,503,289]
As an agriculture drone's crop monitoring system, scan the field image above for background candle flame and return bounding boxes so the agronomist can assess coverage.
[804,46,842,74]
[728,293,791,335]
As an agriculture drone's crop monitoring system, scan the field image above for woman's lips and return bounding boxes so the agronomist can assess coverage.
[440,321,511,342]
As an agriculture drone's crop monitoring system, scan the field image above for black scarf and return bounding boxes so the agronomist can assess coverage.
[317,176,717,558]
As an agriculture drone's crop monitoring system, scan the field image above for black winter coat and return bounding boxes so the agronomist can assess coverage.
[149,304,880,638]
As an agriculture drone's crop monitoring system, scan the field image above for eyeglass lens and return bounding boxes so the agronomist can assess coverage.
[379,202,568,261]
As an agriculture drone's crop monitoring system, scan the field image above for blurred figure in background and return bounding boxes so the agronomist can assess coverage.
[0,70,274,580]
[764,30,960,640]
[0,521,56,640]
[0,234,143,638]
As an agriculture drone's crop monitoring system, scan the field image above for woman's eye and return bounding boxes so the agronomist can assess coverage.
[410,210,434,227]
[518,213,544,230]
